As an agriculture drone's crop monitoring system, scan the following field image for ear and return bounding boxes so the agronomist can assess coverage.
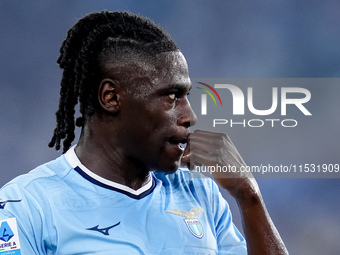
[98,79,120,113]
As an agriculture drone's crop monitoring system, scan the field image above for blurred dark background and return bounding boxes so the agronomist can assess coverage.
[1,1,339,254]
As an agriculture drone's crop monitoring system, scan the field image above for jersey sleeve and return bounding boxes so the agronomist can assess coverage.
[213,188,247,254]
[203,177,247,255]
[0,182,49,254]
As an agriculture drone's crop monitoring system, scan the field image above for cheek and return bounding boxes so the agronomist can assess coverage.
[153,108,178,129]
[125,98,178,138]
[137,111,177,146]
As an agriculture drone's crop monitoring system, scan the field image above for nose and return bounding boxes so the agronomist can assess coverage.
[178,97,197,128]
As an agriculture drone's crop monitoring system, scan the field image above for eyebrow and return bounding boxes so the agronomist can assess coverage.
[166,83,192,92]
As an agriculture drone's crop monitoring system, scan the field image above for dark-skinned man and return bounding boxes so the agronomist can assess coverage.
[0,11,288,255]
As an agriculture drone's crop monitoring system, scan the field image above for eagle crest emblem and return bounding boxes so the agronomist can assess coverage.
[165,208,204,238]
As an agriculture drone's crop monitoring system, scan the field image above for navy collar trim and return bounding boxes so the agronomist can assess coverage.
[64,145,155,200]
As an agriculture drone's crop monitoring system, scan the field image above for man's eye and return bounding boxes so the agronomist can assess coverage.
[169,94,176,100]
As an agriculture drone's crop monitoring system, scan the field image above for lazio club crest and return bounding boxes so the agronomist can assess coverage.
[165,208,204,238]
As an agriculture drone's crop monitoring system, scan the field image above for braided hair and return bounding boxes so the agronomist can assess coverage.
[48,11,179,153]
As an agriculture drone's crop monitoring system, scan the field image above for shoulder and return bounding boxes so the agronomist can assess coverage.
[0,154,72,199]
[153,167,221,201]
[0,154,76,224]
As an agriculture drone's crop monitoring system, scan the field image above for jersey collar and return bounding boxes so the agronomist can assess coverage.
[64,145,155,199]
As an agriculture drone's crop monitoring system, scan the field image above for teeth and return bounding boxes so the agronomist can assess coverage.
[169,137,187,149]
[179,143,186,148]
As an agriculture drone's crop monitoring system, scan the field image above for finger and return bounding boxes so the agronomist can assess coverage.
[181,134,191,166]
[190,130,232,146]
[181,135,204,170]
[193,129,231,141]
[189,132,237,157]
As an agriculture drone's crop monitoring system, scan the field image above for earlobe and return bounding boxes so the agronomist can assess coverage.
[98,79,120,113]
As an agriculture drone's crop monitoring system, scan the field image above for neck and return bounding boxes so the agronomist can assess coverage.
[75,123,149,190]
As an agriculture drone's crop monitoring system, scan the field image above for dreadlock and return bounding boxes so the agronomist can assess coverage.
[48,11,179,153]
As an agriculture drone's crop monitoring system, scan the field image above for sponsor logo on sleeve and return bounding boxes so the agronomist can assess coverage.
[0,218,21,255]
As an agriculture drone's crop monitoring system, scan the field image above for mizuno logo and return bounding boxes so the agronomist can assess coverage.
[86,222,120,236]
[0,199,22,209]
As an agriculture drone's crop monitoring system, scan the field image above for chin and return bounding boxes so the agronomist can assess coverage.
[152,161,180,174]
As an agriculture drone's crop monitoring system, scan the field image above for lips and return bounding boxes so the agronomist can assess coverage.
[168,135,188,150]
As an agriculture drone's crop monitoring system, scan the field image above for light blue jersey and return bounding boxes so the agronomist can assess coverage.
[0,147,246,254]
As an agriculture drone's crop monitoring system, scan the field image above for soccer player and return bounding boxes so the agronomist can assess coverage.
[0,11,288,254]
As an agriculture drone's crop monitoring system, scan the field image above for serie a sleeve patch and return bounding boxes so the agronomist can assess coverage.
[0,218,21,254]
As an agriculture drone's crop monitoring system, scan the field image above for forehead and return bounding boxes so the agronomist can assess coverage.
[100,51,191,94]
[149,51,191,90]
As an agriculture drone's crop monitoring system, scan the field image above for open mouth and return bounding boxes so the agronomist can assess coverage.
[168,136,188,149]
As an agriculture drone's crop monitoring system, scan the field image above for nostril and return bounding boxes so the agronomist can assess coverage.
[182,121,191,128]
